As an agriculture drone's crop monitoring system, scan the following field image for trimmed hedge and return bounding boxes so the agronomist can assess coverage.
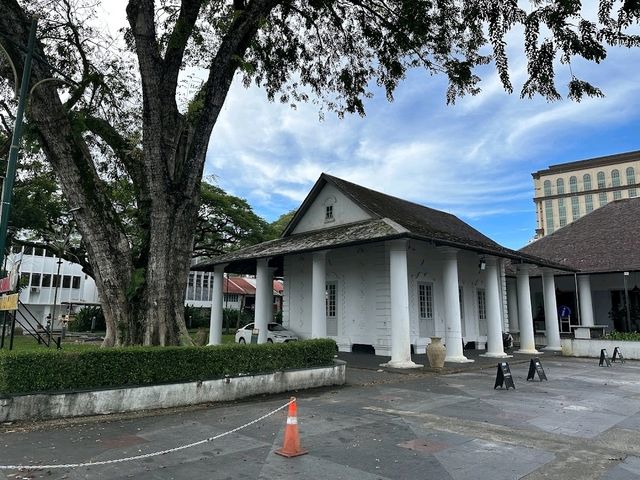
[0,339,336,395]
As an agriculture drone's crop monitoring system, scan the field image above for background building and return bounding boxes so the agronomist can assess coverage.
[185,272,283,313]
[532,150,640,238]
[6,246,282,333]
[521,197,640,333]
[6,245,99,331]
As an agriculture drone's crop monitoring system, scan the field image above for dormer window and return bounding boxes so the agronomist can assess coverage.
[325,205,334,221]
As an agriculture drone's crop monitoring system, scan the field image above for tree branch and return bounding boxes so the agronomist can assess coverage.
[187,0,280,192]
[126,0,163,99]
[81,113,146,189]
[162,0,202,95]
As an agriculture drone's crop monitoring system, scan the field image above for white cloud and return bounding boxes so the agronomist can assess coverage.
[206,38,640,235]
[91,1,640,246]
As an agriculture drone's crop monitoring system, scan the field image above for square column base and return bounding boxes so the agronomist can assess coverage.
[445,356,474,363]
[542,346,562,352]
[380,360,423,369]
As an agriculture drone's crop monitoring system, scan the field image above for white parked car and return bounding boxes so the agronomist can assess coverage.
[235,323,299,344]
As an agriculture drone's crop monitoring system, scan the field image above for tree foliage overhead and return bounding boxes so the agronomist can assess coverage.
[0,0,638,347]
[7,162,271,271]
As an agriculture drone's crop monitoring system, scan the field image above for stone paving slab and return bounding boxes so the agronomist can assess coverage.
[2,356,640,479]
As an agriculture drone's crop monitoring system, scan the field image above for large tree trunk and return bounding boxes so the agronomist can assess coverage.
[141,195,198,345]
[28,82,135,346]
[0,0,277,346]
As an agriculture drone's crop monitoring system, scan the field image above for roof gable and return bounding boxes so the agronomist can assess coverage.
[194,173,572,273]
[283,175,373,236]
[321,174,504,251]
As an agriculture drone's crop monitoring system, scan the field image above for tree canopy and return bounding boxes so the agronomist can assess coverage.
[5,158,271,274]
[0,0,638,346]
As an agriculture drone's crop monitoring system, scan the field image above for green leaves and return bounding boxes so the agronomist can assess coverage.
[193,180,273,258]
[0,339,337,394]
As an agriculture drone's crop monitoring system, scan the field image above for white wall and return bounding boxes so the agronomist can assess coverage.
[7,250,99,330]
[291,183,371,234]
[283,239,495,355]
[562,338,640,360]
[283,242,388,352]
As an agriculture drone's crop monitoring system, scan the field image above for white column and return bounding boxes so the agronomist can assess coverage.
[208,264,227,345]
[441,248,472,363]
[482,257,508,358]
[541,269,562,351]
[311,251,327,338]
[255,258,272,343]
[383,240,421,368]
[578,275,595,327]
[506,277,519,333]
[516,264,540,354]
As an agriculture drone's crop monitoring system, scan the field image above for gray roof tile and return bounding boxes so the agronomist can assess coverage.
[520,197,640,273]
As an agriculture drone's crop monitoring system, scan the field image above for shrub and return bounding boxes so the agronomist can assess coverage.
[193,328,209,346]
[184,307,253,330]
[609,306,640,333]
[0,339,337,395]
[223,308,253,329]
[184,305,211,329]
[67,306,106,332]
[604,331,640,341]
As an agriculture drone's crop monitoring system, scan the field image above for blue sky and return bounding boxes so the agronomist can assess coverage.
[101,1,640,250]
[206,40,640,250]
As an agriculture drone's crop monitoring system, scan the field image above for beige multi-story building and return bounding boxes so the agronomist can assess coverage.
[532,150,640,238]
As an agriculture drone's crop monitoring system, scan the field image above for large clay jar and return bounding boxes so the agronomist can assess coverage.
[426,336,446,369]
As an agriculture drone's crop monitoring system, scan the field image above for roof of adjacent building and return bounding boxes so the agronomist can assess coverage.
[532,150,640,178]
[222,277,283,295]
[520,197,640,274]
[224,277,254,295]
[194,173,571,273]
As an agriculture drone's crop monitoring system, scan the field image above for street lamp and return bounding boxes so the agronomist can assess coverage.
[0,18,37,272]
[45,256,63,344]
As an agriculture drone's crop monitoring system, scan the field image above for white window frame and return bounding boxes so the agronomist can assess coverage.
[224,293,239,303]
[326,281,337,318]
[477,288,487,321]
[418,282,434,320]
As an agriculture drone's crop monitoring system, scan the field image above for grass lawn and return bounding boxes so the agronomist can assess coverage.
[0,334,98,352]
[1,331,237,352]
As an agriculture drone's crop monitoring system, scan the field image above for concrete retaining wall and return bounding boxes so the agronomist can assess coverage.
[0,360,346,422]
[561,339,640,359]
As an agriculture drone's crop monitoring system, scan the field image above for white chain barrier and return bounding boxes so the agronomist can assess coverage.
[0,398,295,471]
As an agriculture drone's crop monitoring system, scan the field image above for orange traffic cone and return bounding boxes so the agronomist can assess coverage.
[275,397,308,458]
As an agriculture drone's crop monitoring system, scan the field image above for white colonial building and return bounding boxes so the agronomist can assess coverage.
[197,174,573,368]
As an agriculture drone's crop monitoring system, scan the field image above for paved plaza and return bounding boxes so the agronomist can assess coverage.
[2,354,640,479]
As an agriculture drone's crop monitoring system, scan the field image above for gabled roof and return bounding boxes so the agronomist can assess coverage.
[194,173,571,273]
[520,197,640,274]
[224,277,255,295]
[300,174,504,250]
[223,277,283,296]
